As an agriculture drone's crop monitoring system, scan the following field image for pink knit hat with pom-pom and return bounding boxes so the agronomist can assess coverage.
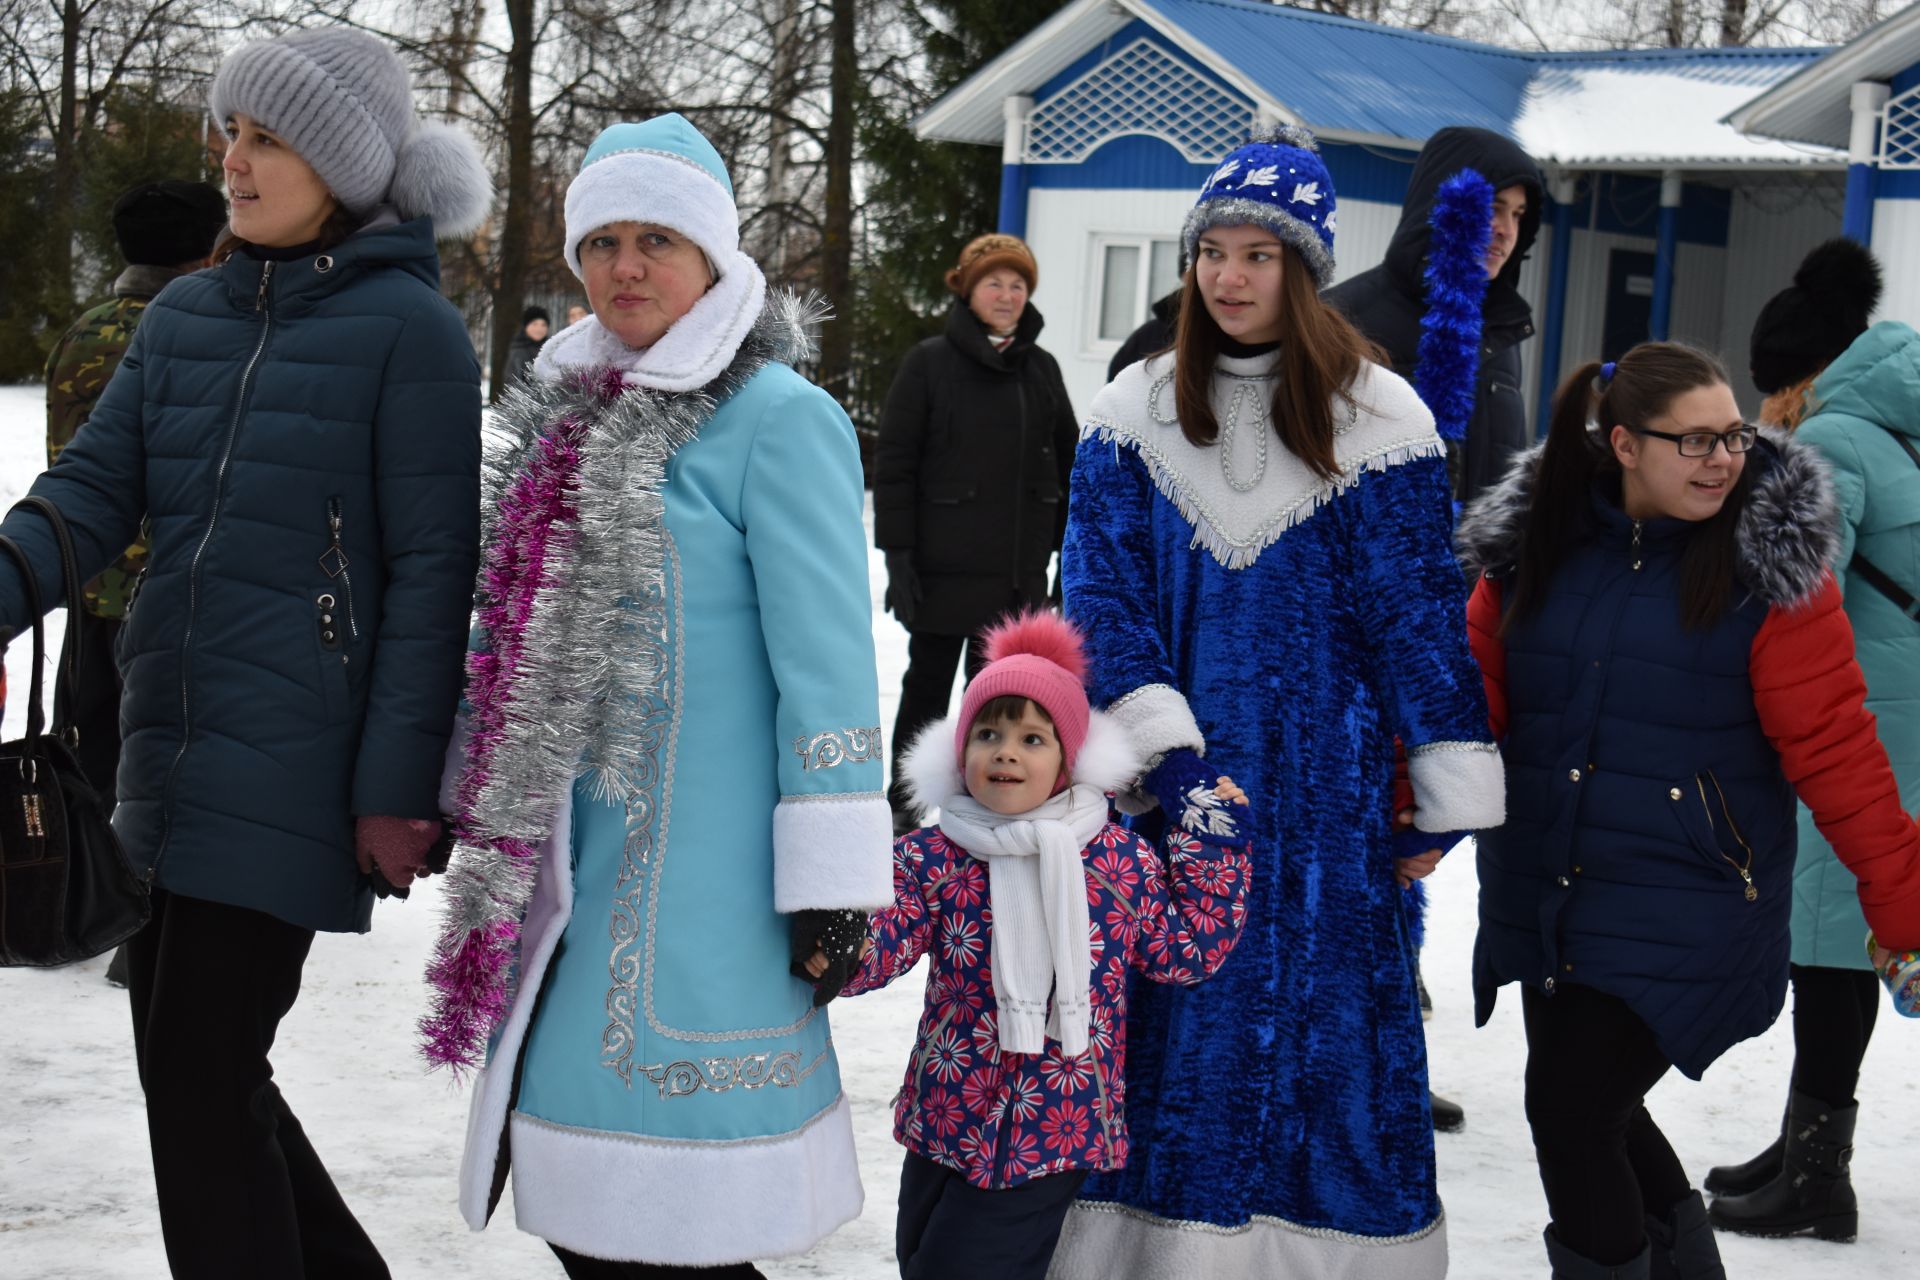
[954,611,1092,774]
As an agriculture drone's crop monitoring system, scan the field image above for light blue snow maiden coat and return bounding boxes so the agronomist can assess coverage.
[1790,321,1920,969]
[425,117,891,1268]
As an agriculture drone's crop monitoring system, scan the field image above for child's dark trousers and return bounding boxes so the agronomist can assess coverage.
[896,1150,1088,1280]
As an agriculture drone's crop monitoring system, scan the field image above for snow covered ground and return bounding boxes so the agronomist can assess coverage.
[0,379,1911,1278]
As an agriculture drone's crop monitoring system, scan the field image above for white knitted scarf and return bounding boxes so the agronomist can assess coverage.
[936,784,1109,1057]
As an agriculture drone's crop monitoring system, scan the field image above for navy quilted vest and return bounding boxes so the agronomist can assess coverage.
[1473,486,1795,1079]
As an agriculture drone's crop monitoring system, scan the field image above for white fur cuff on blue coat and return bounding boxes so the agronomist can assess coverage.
[772,792,893,912]
[1407,741,1506,831]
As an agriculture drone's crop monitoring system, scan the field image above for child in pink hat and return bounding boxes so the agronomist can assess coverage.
[815,610,1253,1280]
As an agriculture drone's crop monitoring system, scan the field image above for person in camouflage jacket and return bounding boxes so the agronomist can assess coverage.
[44,182,227,625]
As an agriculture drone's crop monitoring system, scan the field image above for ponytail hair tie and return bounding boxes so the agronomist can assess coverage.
[1599,361,1617,386]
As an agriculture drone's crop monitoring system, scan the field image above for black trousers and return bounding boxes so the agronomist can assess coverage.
[126,889,388,1279]
[887,631,988,817]
[895,1150,1088,1280]
[52,609,125,800]
[548,1244,766,1278]
[1790,962,1881,1108]
[1521,983,1691,1267]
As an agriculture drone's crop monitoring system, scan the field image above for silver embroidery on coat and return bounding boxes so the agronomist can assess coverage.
[793,726,883,771]
[602,537,685,1085]
[635,1044,831,1100]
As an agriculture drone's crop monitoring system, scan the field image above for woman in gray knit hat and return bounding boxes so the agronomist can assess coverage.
[0,25,490,1278]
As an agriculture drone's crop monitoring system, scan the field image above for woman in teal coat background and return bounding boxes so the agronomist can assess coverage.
[1709,240,1919,1241]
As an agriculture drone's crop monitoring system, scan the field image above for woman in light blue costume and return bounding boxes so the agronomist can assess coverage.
[424,115,892,1278]
[1050,127,1506,1278]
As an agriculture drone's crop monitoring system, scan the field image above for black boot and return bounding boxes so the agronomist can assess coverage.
[1707,1090,1858,1241]
[1544,1226,1650,1278]
[1703,1102,1784,1196]
[1644,1191,1725,1280]
[1430,1090,1464,1133]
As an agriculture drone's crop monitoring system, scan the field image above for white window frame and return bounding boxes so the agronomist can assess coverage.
[1084,230,1182,357]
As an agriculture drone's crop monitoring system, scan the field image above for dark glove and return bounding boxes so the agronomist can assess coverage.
[883,550,920,627]
[355,815,440,898]
[789,907,869,1007]
[1144,748,1243,847]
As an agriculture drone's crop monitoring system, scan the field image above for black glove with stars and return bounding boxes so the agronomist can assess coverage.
[789,908,868,1007]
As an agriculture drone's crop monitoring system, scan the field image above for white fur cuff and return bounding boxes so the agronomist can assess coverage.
[1104,683,1205,768]
[1407,742,1506,831]
[772,791,893,912]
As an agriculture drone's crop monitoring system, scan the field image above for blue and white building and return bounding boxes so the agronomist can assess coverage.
[1728,0,1920,322]
[919,0,1852,427]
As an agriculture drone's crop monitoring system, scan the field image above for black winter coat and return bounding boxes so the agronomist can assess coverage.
[1107,290,1179,383]
[0,218,481,933]
[1325,127,1544,508]
[874,301,1078,637]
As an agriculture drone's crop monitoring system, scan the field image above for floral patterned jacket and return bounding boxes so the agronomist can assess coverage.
[842,817,1252,1190]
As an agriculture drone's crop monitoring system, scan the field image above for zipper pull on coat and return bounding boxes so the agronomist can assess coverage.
[255,261,275,313]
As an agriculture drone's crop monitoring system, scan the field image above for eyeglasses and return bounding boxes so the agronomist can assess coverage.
[1629,425,1759,458]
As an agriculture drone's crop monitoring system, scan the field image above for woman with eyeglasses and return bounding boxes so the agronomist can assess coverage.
[1451,341,1920,1280]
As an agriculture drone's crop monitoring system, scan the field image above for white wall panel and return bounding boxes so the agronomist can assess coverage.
[1719,178,1845,414]
[1873,198,1920,328]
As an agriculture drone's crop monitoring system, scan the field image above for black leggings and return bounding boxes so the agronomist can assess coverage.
[1521,983,1691,1267]
[126,889,388,1278]
[548,1243,766,1278]
[1789,963,1880,1109]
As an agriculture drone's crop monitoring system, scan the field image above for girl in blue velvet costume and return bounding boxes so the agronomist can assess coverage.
[1049,127,1506,1279]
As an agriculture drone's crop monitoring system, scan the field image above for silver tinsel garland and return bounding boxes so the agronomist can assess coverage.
[453,291,827,918]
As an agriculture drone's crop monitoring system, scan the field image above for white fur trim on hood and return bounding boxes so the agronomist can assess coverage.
[899,708,1141,823]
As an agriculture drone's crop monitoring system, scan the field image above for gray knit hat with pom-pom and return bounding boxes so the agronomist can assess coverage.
[211,28,490,236]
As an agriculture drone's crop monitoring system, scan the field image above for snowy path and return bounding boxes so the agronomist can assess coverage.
[0,382,1911,1278]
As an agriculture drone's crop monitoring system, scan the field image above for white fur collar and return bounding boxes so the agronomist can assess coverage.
[899,709,1141,824]
[533,251,768,392]
[1083,353,1445,570]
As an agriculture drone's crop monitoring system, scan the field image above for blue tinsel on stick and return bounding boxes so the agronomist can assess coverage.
[1415,168,1495,442]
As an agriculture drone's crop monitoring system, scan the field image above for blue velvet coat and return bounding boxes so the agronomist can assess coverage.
[1052,353,1504,1279]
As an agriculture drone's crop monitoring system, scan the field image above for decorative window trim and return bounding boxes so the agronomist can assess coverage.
[1025,38,1254,166]
[1882,83,1920,171]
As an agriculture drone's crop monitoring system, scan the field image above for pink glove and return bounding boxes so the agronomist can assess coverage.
[354,816,440,890]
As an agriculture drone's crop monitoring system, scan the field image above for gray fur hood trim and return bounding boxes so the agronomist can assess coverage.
[1455,428,1839,609]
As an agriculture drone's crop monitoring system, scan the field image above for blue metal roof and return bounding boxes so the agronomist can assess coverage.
[1132,0,1824,145]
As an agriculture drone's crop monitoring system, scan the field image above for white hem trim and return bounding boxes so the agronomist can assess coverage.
[508,1094,863,1266]
[1050,1199,1447,1280]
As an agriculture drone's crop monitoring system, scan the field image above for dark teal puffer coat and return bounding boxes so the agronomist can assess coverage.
[0,217,480,933]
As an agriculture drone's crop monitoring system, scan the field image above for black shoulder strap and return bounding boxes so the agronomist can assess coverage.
[1847,427,1920,621]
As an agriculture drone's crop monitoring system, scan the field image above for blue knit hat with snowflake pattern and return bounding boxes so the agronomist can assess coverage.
[1183,125,1337,287]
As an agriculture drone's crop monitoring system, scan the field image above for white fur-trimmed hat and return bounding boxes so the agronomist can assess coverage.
[564,115,742,280]
[210,27,491,235]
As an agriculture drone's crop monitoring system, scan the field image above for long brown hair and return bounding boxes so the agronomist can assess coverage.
[1505,342,1753,632]
[1171,244,1379,481]
[211,203,359,264]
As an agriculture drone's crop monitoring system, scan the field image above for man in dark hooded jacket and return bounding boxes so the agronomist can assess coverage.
[1326,127,1542,1138]
[1326,127,1544,507]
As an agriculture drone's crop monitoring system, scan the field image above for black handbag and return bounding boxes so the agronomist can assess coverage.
[0,495,150,966]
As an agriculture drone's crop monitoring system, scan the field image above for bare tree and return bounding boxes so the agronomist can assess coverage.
[0,0,222,317]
